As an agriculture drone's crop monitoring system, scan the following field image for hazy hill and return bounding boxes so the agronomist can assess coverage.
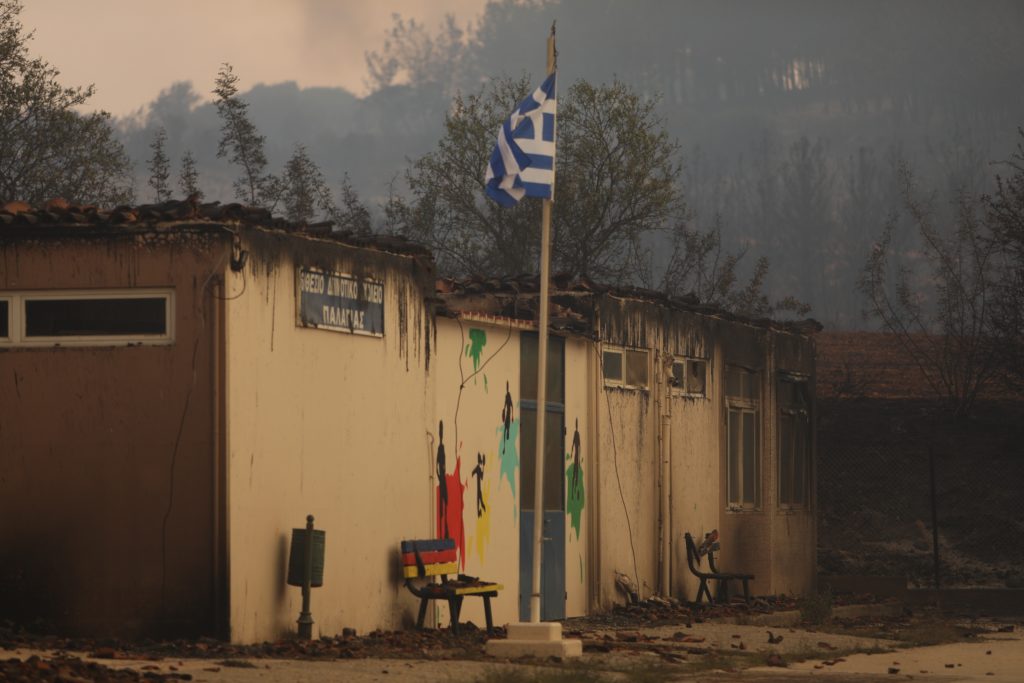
[115,0,1024,328]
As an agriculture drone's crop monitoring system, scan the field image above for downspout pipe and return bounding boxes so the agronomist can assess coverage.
[658,353,672,597]
[660,411,671,596]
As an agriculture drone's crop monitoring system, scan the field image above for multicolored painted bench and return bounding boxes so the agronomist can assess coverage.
[400,538,503,633]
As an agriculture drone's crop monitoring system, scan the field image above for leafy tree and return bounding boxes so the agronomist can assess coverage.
[279,144,335,223]
[178,150,202,200]
[146,127,171,202]
[390,77,543,276]
[0,0,132,205]
[393,74,803,318]
[555,81,682,282]
[334,174,372,235]
[213,63,275,206]
[277,147,373,232]
[393,76,681,282]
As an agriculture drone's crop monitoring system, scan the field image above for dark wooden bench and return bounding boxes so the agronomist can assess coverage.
[684,531,754,605]
[400,538,503,633]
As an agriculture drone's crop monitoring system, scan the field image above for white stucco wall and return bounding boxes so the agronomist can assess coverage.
[670,349,721,602]
[224,244,435,643]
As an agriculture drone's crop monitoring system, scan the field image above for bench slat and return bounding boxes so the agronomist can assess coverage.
[402,561,458,579]
[453,583,503,596]
[401,549,457,566]
[401,539,455,553]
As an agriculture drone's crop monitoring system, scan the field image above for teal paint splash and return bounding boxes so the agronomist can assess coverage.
[497,418,520,515]
[465,328,487,382]
[566,459,585,540]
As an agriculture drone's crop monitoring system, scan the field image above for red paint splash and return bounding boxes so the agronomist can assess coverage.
[436,455,467,569]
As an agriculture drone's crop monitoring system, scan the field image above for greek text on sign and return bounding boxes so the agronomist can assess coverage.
[297,267,384,337]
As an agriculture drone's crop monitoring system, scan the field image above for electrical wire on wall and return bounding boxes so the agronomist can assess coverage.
[161,246,246,609]
[451,310,515,455]
[595,343,642,597]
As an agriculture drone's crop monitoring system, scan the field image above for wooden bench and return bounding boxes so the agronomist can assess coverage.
[684,531,754,605]
[400,538,503,633]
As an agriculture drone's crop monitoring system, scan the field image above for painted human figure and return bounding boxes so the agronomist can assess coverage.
[436,420,449,538]
[471,452,486,517]
[570,418,582,495]
[501,381,514,452]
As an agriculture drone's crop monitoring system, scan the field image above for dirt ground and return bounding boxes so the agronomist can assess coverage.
[2,602,1022,683]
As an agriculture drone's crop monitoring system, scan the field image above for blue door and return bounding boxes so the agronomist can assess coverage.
[518,333,566,621]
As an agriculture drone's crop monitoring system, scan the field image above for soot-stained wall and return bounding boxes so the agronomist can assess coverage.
[224,232,437,642]
[592,294,817,605]
[0,231,227,636]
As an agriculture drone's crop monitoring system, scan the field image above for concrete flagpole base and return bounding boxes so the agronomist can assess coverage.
[485,622,583,659]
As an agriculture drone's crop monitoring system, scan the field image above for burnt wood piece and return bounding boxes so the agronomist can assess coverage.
[400,538,503,634]
[683,532,754,605]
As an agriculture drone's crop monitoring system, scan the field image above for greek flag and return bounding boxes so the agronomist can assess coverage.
[484,72,557,207]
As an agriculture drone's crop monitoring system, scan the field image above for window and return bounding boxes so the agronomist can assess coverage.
[778,377,811,508]
[726,365,760,509]
[671,358,707,396]
[603,346,648,389]
[602,350,623,383]
[0,290,173,346]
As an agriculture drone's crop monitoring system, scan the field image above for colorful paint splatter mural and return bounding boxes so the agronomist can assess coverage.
[465,328,487,389]
[565,418,585,540]
[435,421,467,569]
[497,382,520,514]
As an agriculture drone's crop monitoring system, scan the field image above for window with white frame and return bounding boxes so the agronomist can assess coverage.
[603,346,649,389]
[0,290,174,346]
[670,358,708,396]
[725,365,760,509]
[778,376,811,508]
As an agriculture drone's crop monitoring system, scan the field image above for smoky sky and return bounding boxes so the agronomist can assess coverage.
[21,0,487,116]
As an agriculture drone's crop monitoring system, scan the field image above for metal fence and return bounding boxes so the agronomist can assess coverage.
[816,400,1024,589]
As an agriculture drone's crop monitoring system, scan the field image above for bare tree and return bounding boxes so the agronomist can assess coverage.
[986,128,1024,390]
[859,163,1002,417]
[656,216,810,319]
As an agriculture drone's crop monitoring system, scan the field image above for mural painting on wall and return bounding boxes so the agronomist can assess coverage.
[566,417,585,540]
[471,452,491,564]
[435,421,467,568]
[496,381,520,517]
[466,328,488,390]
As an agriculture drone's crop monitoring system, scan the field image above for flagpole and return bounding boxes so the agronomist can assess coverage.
[529,22,557,626]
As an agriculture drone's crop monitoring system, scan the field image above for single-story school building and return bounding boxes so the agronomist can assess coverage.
[0,201,819,641]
